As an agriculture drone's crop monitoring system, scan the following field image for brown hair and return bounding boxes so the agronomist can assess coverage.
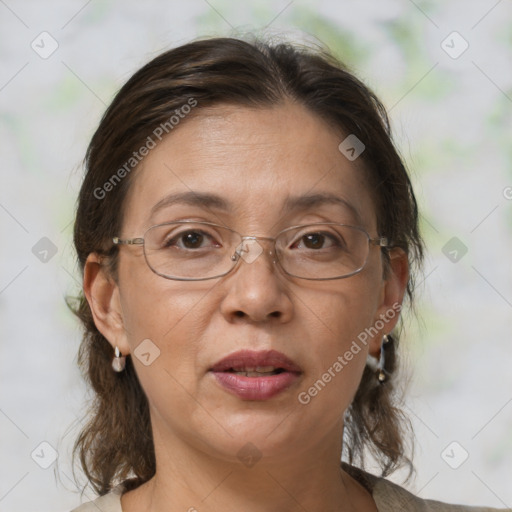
[68,35,424,495]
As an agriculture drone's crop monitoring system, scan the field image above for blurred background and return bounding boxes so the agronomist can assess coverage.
[0,1,511,510]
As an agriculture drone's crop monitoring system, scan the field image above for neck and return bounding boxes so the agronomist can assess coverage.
[121,423,377,512]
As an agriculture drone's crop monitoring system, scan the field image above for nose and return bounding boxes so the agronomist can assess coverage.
[219,237,294,323]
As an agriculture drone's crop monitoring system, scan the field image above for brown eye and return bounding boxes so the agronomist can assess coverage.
[292,231,342,250]
[164,230,219,250]
[302,233,326,249]
[181,231,205,249]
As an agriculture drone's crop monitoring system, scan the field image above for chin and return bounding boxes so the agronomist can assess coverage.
[203,407,312,461]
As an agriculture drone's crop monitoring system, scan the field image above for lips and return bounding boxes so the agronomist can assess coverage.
[210,349,302,373]
[209,349,302,400]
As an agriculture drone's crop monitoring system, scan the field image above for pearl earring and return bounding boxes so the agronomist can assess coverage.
[112,346,126,372]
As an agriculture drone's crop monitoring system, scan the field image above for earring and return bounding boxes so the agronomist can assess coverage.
[112,346,126,372]
[377,334,391,383]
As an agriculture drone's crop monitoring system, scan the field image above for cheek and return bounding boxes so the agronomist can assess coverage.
[119,276,217,435]
[295,272,381,416]
[309,268,382,346]
[119,251,199,338]
[118,255,213,382]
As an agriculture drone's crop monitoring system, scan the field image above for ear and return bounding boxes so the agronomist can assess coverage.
[83,253,131,355]
[369,248,409,358]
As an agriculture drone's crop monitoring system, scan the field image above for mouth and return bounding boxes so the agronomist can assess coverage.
[209,349,302,374]
[223,366,286,377]
[209,349,302,400]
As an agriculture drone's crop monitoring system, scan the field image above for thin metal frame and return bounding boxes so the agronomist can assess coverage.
[112,220,390,281]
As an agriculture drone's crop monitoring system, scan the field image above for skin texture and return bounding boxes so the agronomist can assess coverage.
[84,101,408,512]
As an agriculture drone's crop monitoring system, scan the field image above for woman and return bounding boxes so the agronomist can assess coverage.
[68,36,507,511]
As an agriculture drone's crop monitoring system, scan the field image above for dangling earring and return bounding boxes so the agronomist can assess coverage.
[377,334,391,383]
[112,346,126,372]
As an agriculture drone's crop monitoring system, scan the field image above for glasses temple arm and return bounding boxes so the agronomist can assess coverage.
[370,236,391,248]
[112,237,144,245]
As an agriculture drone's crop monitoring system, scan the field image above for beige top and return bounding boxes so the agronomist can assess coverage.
[70,465,509,512]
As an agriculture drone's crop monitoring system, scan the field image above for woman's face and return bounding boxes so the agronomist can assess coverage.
[87,102,407,465]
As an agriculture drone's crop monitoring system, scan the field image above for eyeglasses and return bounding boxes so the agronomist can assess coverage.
[112,221,390,281]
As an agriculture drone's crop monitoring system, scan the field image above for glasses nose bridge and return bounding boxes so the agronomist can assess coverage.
[237,234,277,258]
[241,233,276,243]
[229,234,281,273]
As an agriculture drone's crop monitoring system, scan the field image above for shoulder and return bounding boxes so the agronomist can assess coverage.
[372,476,507,511]
[69,482,125,512]
[69,470,510,512]
[343,464,509,512]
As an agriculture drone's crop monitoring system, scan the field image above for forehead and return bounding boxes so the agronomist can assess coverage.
[122,102,377,233]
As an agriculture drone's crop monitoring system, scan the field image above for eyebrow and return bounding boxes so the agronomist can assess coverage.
[149,191,362,224]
